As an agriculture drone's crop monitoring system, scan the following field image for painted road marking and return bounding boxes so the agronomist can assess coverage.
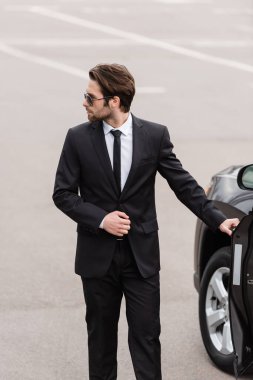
[27,6,253,74]
[2,37,253,48]
[188,40,253,48]
[0,43,166,93]
[0,43,89,78]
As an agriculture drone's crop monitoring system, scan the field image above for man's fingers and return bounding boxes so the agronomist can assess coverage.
[219,218,240,236]
[224,227,232,236]
[232,218,240,227]
[118,229,129,235]
[103,211,132,237]
[119,220,130,227]
[119,220,131,228]
[114,229,129,236]
[221,227,231,236]
[116,211,129,219]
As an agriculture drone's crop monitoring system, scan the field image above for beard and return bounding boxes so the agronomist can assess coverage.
[87,112,97,122]
[86,106,111,122]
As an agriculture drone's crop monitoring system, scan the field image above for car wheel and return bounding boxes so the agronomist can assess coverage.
[199,247,234,373]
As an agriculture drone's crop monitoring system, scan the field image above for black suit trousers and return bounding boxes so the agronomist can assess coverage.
[81,239,161,380]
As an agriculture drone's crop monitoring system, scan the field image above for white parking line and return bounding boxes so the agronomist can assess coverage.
[189,40,253,48]
[3,5,57,11]
[0,43,89,78]
[3,37,253,48]
[0,43,166,94]
[28,6,253,74]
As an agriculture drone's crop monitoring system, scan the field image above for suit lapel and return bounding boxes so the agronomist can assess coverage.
[90,121,119,196]
[120,115,145,198]
[90,116,147,199]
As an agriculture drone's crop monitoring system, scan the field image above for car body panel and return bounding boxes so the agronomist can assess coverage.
[230,213,253,376]
[194,165,253,292]
[194,201,245,292]
[194,164,253,375]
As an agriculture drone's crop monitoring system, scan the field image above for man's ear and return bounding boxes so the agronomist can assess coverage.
[109,96,121,109]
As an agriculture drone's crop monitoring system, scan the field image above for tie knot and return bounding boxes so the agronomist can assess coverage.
[110,129,122,138]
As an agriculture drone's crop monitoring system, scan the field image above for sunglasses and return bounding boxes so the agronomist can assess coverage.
[83,93,114,106]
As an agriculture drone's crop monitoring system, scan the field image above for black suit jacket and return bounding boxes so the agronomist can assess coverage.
[53,114,226,278]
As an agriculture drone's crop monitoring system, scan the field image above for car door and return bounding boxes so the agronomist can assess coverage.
[230,212,253,377]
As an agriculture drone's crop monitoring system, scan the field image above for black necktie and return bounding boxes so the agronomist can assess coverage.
[110,129,122,192]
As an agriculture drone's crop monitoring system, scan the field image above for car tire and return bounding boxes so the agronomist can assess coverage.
[199,247,234,373]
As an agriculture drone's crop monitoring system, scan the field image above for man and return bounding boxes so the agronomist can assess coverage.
[53,63,239,380]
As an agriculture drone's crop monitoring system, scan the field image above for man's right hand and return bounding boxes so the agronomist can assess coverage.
[103,211,131,237]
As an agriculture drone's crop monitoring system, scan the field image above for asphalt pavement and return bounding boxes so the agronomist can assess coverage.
[1,0,253,379]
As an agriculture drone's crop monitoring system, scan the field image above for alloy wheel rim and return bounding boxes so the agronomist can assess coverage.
[205,267,233,354]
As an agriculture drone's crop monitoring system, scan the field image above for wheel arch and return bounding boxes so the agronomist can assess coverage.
[194,201,246,291]
[199,226,230,283]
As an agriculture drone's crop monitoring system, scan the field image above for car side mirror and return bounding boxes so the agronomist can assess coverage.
[237,164,253,190]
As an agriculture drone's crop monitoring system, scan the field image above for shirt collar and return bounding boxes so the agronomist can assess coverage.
[103,113,132,136]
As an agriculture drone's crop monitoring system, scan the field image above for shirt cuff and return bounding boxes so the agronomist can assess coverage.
[99,217,105,229]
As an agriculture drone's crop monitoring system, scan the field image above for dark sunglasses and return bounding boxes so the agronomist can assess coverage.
[83,93,114,106]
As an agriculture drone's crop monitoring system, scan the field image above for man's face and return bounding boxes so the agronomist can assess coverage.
[83,80,111,122]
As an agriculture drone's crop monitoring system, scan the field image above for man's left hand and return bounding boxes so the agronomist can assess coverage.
[219,218,240,236]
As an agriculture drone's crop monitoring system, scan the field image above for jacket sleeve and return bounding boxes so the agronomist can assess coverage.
[52,129,107,232]
[157,126,226,231]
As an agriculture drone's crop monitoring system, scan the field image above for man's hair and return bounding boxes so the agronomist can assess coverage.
[89,64,135,112]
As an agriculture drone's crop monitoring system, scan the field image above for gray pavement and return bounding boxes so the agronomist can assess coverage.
[1,0,253,379]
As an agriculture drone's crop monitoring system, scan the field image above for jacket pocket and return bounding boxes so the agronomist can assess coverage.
[141,219,159,234]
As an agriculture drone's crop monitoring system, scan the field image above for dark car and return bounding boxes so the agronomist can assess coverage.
[194,164,253,376]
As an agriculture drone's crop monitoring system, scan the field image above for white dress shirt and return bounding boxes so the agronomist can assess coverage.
[99,113,133,228]
[103,113,133,190]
